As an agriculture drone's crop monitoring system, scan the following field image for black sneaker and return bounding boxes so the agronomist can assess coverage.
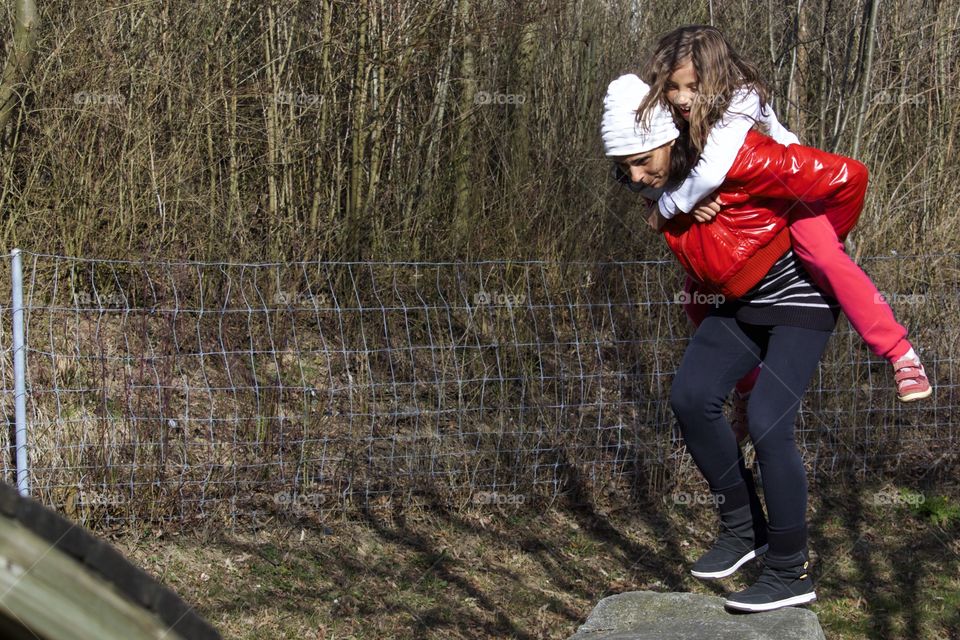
[690,503,768,580]
[724,551,816,612]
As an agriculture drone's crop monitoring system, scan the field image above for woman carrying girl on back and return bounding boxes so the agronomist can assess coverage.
[603,69,849,611]
[599,25,930,613]
[639,25,931,407]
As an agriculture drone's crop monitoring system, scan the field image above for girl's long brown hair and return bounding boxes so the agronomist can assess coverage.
[637,26,770,156]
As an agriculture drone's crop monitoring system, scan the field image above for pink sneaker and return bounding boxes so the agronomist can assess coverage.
[893,355,932,402]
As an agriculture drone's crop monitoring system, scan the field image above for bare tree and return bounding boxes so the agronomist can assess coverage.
[0,0,38,135]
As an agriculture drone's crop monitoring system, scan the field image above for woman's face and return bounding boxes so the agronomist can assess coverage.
[614,140,675,190]
[665,59,698,121]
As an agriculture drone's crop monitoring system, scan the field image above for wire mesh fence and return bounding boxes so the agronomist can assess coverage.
[0,251,955,527]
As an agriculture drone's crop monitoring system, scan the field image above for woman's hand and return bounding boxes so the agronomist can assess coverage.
[691,193,722,223]
[646,201,669,231]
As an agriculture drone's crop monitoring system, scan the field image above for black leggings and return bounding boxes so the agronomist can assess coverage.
[670,314,833,531]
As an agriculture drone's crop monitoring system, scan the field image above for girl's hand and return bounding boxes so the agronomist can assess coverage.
[691,193,722,223]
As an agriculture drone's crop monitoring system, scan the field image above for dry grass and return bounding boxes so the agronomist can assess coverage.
[0,1,957,262]
[107,484,960,639]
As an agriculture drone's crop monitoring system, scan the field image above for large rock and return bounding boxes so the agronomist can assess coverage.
[568,591,826,640]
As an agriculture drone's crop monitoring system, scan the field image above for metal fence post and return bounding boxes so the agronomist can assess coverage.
[11,248,29,497]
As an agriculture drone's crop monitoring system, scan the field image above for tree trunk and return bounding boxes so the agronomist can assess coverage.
[0,0,39,138]
[852,0,878,159]
[451,0,476,248]
[347,0,371,259]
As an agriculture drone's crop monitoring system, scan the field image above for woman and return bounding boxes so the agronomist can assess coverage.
[601,73,864,612]
[639,25,929,404]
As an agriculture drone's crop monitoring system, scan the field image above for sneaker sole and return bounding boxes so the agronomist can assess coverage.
[899,387,932,402]
[724,590,817,612]
[690,544,768,580]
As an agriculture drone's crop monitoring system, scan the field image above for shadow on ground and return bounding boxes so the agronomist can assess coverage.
[111,466,959,640]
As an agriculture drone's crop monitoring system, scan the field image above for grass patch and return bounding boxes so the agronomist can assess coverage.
[104,485,960,639]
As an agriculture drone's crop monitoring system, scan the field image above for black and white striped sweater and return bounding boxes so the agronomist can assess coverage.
[712,249,841,330]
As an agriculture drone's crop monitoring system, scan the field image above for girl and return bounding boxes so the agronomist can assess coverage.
[638,25,931,408]
[602,72,864,611]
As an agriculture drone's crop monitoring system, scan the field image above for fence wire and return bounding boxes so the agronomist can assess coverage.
[0,251,955,526]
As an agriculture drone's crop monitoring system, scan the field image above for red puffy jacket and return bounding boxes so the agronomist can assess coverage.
[662,130,868,298]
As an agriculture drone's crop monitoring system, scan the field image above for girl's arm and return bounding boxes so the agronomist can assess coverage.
[658,89,799,219]
[762,101,799,148]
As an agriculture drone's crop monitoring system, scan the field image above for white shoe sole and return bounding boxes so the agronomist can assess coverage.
[724,590,817,612]
[899,387,932,402]
[690,544,768,580]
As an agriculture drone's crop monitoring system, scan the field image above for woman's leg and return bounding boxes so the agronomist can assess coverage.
[671,315,770,579]
[670,314,763,496]
[746,324,833,537]
[681,276,761,442]
[788,211,911,361]
[724,323,833,611]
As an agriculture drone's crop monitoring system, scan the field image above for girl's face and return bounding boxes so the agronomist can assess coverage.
[665,59,698,121]
[615,140,675,190]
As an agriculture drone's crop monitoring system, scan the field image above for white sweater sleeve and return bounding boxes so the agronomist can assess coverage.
[762,101,800,146]
[658,88,799,218]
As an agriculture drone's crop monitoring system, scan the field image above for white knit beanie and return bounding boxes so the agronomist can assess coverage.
[601,74,679,157]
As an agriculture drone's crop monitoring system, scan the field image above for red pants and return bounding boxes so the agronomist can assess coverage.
[788,211,910,361]
[681,213,911,392]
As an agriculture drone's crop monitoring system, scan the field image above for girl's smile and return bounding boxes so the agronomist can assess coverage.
[665,59,698,121]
